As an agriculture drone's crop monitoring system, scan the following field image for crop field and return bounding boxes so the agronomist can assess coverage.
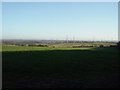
[2,45,119,88]
[47,42,117,48]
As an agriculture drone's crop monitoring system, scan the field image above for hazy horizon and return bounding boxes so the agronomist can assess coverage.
[3,2,118,41]
[1,38,118,42]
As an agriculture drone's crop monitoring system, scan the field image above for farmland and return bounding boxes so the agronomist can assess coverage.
[2,45,119,88]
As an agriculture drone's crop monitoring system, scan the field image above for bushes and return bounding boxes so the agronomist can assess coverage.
[109,45,117,47]
[117,41,120,47]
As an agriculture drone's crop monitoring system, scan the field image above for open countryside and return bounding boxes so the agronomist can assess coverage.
[2,42,119,88]
[2,2,119,88]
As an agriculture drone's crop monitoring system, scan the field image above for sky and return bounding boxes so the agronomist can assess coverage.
[2,2,118,41]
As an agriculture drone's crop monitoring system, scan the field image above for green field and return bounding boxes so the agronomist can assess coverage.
[2,45,119,88]
[2,45,94,51]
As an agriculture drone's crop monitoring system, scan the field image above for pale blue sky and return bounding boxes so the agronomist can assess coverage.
[2,2,118,41]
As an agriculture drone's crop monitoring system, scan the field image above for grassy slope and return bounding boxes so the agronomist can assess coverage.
[2,45,94,51]
[2,46,119,88]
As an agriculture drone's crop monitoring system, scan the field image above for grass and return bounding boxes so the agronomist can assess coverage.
[2,45,119,88]
[2,45,95,51]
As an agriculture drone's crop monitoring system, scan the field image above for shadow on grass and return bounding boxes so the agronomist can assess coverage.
[2,47,119,88]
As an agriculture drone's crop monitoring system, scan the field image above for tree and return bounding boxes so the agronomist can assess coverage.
[117,41,120,47]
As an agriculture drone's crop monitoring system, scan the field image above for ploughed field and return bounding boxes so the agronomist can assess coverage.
[2,45,119,88]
